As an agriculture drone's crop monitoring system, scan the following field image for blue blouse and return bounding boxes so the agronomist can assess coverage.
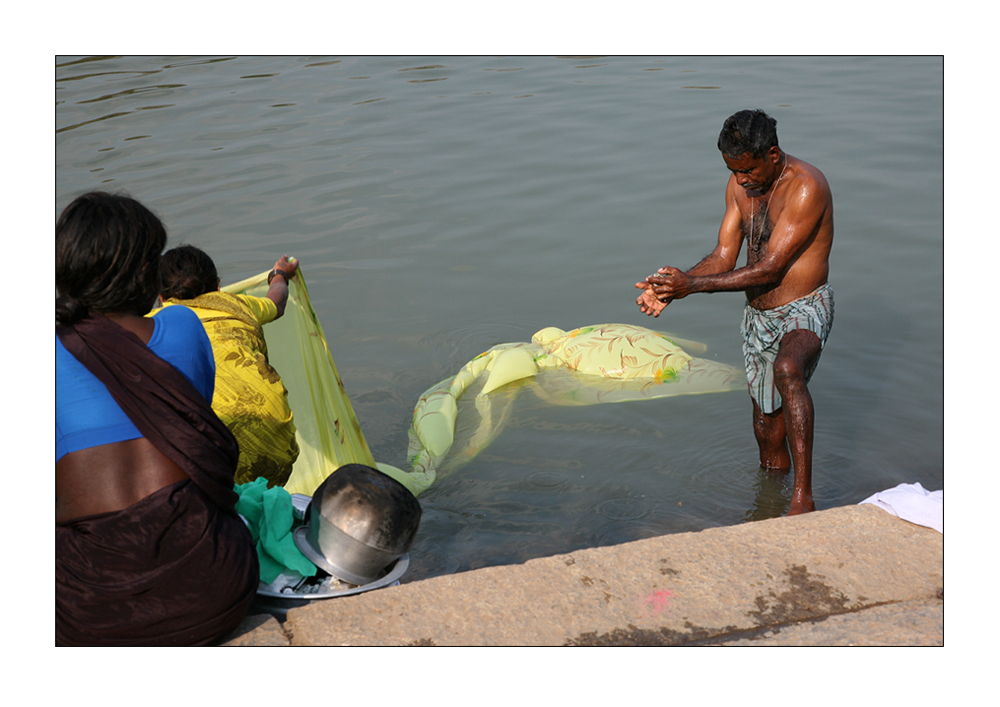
[56,306,215,461]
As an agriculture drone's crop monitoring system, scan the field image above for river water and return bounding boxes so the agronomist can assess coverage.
[56,56,943,582]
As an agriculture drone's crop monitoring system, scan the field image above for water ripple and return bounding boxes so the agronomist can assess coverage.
[593,498,651,521]
[526,470,569,488]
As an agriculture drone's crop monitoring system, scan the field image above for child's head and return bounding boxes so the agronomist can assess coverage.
[160,245,219,300]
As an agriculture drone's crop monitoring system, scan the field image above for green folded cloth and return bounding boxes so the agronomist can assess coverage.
[235,478,317,584]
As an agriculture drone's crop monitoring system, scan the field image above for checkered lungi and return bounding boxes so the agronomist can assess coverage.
[740,283,834,414]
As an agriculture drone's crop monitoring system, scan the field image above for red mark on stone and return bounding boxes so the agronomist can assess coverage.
[645,589,675,615]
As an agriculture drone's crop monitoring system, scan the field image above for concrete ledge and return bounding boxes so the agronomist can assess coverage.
[221,504,943,646]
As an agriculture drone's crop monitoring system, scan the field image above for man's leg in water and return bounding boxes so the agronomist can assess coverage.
[772,328,823,515]
[752,399,790,470]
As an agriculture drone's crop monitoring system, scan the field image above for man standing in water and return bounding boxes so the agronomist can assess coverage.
[635,109,834,515]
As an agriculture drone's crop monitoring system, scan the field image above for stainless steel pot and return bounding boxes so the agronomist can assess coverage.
[293,464,422,585]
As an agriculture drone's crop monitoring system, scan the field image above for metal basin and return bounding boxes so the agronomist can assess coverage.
[293,464,422,585]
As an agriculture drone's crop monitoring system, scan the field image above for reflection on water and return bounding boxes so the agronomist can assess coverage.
[56,55,943,583]
[743,468,793,522]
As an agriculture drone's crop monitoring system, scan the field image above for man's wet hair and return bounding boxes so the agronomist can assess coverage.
[718,109,779,160]
[160,244,219,300]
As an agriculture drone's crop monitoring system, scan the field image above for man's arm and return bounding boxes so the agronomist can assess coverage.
[650,176,825,300]
[265,255,299,319]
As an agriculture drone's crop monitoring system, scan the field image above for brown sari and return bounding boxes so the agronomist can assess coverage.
[56,314,259,646]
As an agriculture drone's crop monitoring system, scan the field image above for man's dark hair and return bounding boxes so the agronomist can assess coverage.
[160,245,219,300]
[717,109,779,159]
[56,191,168,326]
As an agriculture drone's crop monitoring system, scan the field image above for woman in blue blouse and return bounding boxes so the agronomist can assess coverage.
[55,191,258,646]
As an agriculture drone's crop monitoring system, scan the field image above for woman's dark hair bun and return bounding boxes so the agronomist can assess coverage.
[56,294,88,327]
[160,245,218,300]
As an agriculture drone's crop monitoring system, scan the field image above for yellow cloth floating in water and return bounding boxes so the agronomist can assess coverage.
[532,324,693,380]
[407,324,745,487]
[160,292,300,487]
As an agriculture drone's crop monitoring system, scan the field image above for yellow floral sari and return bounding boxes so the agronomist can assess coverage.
[160,292,299,486]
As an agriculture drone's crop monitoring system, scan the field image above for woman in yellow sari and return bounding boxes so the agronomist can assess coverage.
[160,246,300,486]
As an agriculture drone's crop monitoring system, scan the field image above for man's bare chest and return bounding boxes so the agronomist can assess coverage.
[741,198,781,263]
